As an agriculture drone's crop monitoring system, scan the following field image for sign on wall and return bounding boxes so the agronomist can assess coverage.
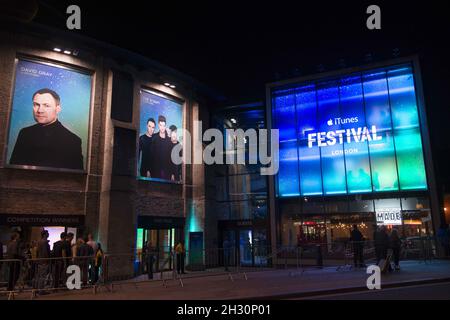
[376,209,403,225]
[6,59,92,171]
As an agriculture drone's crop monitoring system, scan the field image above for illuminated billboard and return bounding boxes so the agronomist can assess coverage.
[272,63,427,197]
[6,59,92,171]
[138,89,183,183]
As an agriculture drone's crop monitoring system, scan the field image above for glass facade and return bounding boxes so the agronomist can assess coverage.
[280,196,433,246]
[210,104,269,266]
[272,64,428,197]
[211,105,268,221]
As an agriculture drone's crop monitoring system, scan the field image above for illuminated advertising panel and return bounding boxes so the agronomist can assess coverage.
[6,59,92,171]
[138,89,183,183]
[272,64,427,197]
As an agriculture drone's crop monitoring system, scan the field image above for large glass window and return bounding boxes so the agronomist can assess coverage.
[296,85,323,196]
[272,63,428,197]
[273,92,300,196]
[211,105,268,221]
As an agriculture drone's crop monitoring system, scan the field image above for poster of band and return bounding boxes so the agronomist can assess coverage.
[139,89,183,183]
[6,59,92,171]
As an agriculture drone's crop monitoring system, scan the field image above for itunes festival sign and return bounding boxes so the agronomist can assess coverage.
[273,63,428,197]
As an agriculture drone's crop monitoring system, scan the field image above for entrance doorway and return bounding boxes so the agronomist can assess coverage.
[136,216,185,274]
[136,228,182,272]
[220,228,268,267]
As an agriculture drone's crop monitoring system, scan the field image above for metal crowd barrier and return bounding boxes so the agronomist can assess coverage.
[0,256,97,300]
[0,237,437,299]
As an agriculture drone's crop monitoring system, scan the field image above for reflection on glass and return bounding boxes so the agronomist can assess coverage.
[387,67,427,190]
[340,75,372,193]
[273,93,300,196]
[296,85,323,195]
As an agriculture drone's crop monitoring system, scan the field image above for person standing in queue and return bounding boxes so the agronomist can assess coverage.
[51,232,67,288]
[174,240,186,275]
[389,229,402,271]
[144,241,157,279]
[36,230,51,294]
[76,237,94,286]
[349,224,366,268]
[93,243,104,284]
[6,232,20,291]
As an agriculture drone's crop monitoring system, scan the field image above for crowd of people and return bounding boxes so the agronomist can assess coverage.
[349,224,412,271]
[1,230,103,294]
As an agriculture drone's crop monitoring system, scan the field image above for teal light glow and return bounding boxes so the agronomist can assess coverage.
[136,228,143,249]
[188,205,200,233]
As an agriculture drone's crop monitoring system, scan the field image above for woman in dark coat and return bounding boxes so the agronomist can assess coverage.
[389,229,402,270]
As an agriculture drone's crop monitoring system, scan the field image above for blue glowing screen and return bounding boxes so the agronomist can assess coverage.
[272,64,427,197]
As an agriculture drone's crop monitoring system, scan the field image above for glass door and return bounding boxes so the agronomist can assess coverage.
[253,229,268,266]
[158,229,173,270]
[239,229,253,266]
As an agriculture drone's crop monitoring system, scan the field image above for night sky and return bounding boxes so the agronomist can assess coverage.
[30,1,450,191]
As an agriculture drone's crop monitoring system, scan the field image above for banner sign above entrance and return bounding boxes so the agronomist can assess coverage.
[0,214,84,226]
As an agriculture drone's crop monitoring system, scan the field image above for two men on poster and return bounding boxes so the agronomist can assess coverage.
[138,90,183,183]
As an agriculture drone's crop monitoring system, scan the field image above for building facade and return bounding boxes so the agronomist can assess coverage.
[207,102,270,266]
[266,57,441,254]
[1,20,445,280]
[0,20,218,277]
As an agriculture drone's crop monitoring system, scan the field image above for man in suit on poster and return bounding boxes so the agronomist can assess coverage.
[10,88,84,170]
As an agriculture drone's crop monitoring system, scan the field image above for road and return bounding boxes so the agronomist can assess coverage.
[298,281,450,300]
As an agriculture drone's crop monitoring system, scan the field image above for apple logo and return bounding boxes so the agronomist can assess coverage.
[327,119,333,126]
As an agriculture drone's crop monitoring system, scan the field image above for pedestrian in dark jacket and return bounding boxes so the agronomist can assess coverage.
[389,229,402,270]
[437,224,450,257]
[144,241,157,279]
[350,224,366,268]
[36,230,50,292]
[52,232,67,288]
[374,226,389,264]
[76,237,94,285]
[93,243,103,284]
[7,233,20,291]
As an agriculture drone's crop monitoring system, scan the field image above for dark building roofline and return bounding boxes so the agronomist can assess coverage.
[0,17,226,102]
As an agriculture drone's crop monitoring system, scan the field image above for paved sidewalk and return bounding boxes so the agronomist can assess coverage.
[8,260,450,300]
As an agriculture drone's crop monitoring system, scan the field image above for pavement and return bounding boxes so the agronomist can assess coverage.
[308,282,450,300]
[5,259,450,300]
